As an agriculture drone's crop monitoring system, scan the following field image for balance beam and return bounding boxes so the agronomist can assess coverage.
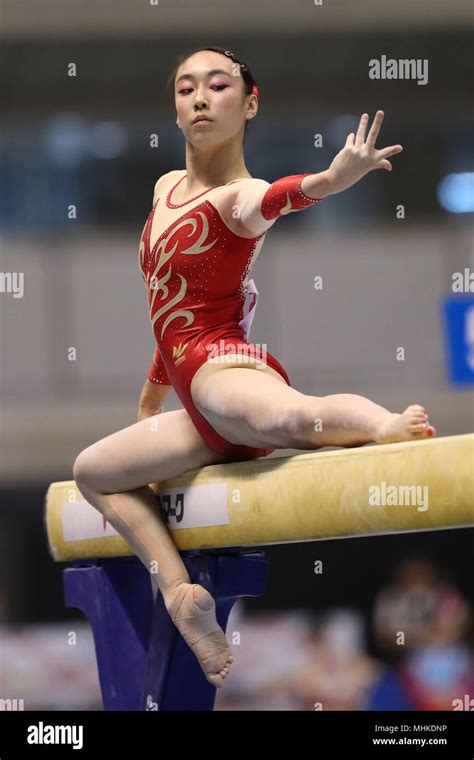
[45,433,473,710]
[46,434,473,562]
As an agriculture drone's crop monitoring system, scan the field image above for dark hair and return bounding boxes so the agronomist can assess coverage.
[167,46,258,140]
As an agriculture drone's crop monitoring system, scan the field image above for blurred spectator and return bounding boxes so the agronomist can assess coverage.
[367,557,474,710]
[373,557,469,654]
[253,609,381,710]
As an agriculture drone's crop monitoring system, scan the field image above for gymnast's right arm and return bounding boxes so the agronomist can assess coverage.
[137,347,172,497]
[137,172,176,423]
[137,345,172,422]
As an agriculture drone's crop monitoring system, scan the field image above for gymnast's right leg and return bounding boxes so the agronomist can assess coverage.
[72,409,233,688]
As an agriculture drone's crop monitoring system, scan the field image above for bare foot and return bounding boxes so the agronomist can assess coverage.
[165,582,233,688]
[374,404,437,444]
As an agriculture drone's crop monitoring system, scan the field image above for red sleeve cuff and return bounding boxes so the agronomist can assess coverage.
[261,174,323,220]
[147,345,171,385]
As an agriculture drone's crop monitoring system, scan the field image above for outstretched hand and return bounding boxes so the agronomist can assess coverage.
[326,110,403,194]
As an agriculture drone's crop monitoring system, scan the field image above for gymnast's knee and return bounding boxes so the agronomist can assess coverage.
[73,446,105,495]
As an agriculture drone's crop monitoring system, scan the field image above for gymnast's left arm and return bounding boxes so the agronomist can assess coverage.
[233,110,402,237]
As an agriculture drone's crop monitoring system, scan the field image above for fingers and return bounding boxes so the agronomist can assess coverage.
[378,144,403,159]
[375,145,403,171]
[355,113,369,146]
[366,109,384,148]
[350,111,403,173]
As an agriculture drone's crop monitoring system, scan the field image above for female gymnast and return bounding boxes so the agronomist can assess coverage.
[73,46,436,689]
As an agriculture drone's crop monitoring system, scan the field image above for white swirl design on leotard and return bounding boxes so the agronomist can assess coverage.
[138,237,145,272]
[279,193,293,215]
[146,211,217,340]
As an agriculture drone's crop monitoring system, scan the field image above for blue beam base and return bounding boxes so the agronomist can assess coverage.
[63,550,267,710]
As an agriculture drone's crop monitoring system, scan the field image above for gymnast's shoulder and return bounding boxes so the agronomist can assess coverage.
[152,170,184,203]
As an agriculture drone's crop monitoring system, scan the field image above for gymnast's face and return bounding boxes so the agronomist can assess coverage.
[174,51,257,147]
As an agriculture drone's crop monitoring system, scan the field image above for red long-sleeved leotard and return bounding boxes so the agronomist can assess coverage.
[138,171,323,459]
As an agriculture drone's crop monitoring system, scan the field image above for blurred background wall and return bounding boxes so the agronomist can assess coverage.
[0,0,472,710]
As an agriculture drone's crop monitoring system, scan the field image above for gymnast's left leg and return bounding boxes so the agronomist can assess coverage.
[73,410,234,688]
[191,367,436,450]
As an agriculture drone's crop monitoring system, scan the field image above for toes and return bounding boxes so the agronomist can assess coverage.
[208,660,233,686]
[409,422,436,438]
[409,422,427,432]
[407,404,427,415]
[218,654,233,678]
[208,670,225,687]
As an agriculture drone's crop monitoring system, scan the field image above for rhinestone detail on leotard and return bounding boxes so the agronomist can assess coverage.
[166,173,224,209]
